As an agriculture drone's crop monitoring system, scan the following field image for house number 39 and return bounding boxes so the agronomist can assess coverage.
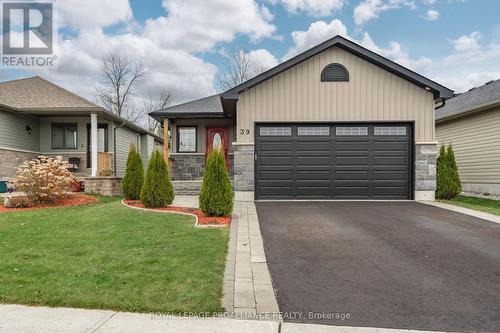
[240,129,250,135]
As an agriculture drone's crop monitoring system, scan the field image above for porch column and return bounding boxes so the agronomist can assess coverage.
[163,118,170,166]
[91,113,98,177]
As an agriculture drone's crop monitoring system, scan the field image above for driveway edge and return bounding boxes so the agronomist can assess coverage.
[419,200,500,224]
[227,201,281,319]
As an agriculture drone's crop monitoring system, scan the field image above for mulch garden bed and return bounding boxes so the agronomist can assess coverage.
[0,194,98,213]
[123,200,231,226]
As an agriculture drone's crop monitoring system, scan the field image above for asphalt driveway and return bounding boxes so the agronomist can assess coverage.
[256,201,500,332]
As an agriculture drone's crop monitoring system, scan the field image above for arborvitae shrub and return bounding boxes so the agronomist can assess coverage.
[436,144,462,199]
[140,149,174,208]
[122,145,144,200]
[199,149,234,217]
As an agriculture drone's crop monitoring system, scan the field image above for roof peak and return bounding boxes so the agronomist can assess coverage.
[222,35,453,100]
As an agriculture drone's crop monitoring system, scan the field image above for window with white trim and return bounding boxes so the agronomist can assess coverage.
[178,127,197,152]
[298,127,330,136]
[374,126,407,136]
[335,127,368,136]
[259,127,292,136]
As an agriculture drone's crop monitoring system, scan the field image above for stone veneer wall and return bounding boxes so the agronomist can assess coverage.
[170,154,234,181]
[85,177,122,196]
[0,148,39,180]
[233,144,254,195]
[415,143,437,200]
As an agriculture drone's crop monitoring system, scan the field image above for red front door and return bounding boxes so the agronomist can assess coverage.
[206,127,229,169]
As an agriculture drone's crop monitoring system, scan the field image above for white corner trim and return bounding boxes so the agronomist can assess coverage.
[0,147,40,154]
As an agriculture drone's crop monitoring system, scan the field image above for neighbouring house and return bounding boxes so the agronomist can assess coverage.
[151,35,454,201]
[0,77,163,192]
[436,79,500,195]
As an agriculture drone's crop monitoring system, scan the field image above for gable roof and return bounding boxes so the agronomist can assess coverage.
[0,76,100,110]
[436,79,500,121]
[222,35,453,100]
[149,95,224,121]
[0,76,164,141]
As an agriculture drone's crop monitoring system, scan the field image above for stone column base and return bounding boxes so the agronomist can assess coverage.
[415,143,437,201]
[235,191,254,202]
[415,191,435,201]
[85,177,122,196]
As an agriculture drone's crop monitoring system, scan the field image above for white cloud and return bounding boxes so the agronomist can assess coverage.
[423,0,436,5]
[283,19,431,71]
[247,49,279,72]
[360,32,432,70]
[353,0,416,25]
[59,0,133,29]
[283,19,348,59]
[43,28,217,108]
[452,31,481,52]
[144,0,276,53]
[270,0,346,16]
[424,9,440,20]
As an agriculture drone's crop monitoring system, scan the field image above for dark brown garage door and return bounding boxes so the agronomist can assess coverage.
[255,123,413,200]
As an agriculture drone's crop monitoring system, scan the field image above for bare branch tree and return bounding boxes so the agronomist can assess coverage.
[215,49,269,91]
[143,90,172,136]
[96,52,147,122]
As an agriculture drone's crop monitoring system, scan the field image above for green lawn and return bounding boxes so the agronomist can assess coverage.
[0,196,228,314]
[444,195,500,216]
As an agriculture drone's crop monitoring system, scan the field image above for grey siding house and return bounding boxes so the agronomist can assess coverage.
[0,77,163,181]
[436,79,500,195]
[151,35,453,201]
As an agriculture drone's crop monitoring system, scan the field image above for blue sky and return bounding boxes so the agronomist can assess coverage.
[3,0,500,112]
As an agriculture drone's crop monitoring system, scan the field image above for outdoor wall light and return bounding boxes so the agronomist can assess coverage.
[25,125,32,134]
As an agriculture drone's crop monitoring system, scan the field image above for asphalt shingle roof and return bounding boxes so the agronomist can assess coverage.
[436,79,500,120]
[155,94,223,114]
[0,76,99,109]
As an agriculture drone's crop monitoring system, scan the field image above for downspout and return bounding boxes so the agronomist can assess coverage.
[113,122,126,176]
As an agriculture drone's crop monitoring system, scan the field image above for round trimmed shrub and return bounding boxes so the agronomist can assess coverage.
[122,144,144,200]
[140,149,174,208]
[199,149,234,217]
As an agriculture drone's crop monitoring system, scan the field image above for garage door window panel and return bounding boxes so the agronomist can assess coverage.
[259,127,292,136]
[297,127,330,136]
[374,126,407,136]
[336,127,368,136]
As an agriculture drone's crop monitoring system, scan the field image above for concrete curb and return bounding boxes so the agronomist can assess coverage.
[0,304,454,333]
[418,200,500,225]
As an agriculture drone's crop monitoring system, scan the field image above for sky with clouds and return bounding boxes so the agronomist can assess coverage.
[2,0,500,112]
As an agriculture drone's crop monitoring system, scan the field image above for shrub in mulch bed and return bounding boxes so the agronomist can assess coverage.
[0,194,98,213]
[124,200,231,226]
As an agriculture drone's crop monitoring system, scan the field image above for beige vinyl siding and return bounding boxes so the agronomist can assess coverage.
[0,110,40,151]
[237,46,435,142]
[436,108,500,184]
[172,118,235,153]
[115,126,139,177]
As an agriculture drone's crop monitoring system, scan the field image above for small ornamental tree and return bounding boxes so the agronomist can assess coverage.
[446,144,462,196]
[436,144,462,200]
[140,149,174,208]
[199,149,234,217]
[122,144,144,200]
[12,156,76,204]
